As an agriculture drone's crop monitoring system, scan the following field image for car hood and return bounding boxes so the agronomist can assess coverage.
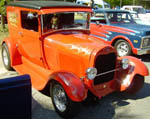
[111,23,150,35]
[138,14,150,20]
[135,19,150,25]
[44,31,115,56]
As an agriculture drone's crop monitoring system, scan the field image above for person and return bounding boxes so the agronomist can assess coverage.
[88,1,92,6]
[51,14,59,29]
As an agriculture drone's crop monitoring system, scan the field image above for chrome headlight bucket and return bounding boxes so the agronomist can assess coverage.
[121,58,129,69]
[86,67,97,80]
[141,37,150,48]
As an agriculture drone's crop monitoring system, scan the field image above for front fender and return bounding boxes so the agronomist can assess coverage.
[120,56,149,76]
[117,56,149,91]
[49,72,87,102]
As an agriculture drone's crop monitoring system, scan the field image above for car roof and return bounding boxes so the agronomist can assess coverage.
[94,9,129,13]
[8,1,90,10]
[122,5,143,8]
[127,10,137,14]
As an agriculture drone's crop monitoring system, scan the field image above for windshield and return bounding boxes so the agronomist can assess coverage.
[107,12,135,24]
[130,13,140,19]
[133,8,146,14]
[42,12,90,33]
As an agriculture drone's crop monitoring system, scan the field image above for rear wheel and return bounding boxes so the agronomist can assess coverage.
[125,75,144,94]
[50,81,79,118]
[114,39,132,57]
[1,43,13,71]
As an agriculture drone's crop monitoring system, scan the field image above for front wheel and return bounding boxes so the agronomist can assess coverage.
[125,75,144,94]
[114,39,132,57]
[50,81,79,118]
[1,43,13,71]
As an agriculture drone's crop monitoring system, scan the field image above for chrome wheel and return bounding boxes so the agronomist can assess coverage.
[1,43,12,70]
[50,82,79,118]
[115,40,132,57]
[2,48,9,66]
[52,84,67,112]
[117,42,129,56]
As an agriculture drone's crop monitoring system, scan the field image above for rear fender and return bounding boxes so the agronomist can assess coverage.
[2,38,22,66]
[117,56,149,91]
[49,72,87,102]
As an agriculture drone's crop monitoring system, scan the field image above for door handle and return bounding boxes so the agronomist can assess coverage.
[18,32,23,37]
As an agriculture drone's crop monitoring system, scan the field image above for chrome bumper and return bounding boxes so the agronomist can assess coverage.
[137,48,150,55]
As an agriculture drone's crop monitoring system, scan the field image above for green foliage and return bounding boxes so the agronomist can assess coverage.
[0,0,10,15]
[0,0,11,32]
[104,0,150,8]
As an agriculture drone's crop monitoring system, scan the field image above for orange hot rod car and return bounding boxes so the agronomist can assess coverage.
[1,1,149,118]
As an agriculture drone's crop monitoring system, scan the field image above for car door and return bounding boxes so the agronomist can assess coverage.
[18,10,44,67]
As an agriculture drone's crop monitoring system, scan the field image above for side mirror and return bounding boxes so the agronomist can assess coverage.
[96,20,100,25]
[96,21,102,27]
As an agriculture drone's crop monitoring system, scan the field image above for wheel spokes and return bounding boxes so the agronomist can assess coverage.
[53,85,67,112]
[117,42,129,56]
[2,49,9,66]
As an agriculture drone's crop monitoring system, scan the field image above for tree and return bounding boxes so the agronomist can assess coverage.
[104,0,137,8]
[0,0,10,32]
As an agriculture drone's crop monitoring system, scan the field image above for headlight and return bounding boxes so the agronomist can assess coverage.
[141,37,150,48]
[86,67,97,80]
[122,59,129,69]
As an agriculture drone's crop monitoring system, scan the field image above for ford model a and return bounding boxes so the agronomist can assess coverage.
[2,1,149,118]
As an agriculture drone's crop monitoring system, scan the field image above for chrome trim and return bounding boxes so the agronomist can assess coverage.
[137,48,150,55]
[82,68,122,80]
[96,68,122,77]
[140,36,150,48]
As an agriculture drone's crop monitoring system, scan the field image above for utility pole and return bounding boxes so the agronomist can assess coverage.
[133,0,135,5]
[120,0,122,8]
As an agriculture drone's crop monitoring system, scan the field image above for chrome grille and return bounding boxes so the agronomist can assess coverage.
[94,53,116,85]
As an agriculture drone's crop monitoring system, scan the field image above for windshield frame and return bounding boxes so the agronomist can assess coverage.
[41,11,91,34]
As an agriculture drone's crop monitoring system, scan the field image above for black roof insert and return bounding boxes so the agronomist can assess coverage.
[8,1,90,10]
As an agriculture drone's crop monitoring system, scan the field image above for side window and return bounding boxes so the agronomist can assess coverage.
[21,11,38,32]
[92,13,106,24]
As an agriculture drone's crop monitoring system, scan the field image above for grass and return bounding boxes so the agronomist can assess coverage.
[0,25,9,46]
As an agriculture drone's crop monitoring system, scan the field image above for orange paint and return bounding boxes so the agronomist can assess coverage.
[3,1,149,102]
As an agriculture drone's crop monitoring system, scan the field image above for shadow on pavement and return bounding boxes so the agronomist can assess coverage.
[32,97,62,119]
[32,81,150,119]
[133,54,150,62]
[122,82,150,100]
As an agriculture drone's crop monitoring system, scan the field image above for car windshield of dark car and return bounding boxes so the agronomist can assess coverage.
[42,12,90,33]
[107,12,135,24]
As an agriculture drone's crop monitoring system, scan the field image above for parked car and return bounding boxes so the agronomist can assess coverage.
[146,9,150,14]
[121,5,150,24]
[2,1,149,118]
[91,9,150,56]
[76,0,110,9]
[129,11,150,25]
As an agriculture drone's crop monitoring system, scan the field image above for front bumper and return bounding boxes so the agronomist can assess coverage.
[137,48,150,55]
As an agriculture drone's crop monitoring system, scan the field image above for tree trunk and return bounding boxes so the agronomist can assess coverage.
[1,14,6,32]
